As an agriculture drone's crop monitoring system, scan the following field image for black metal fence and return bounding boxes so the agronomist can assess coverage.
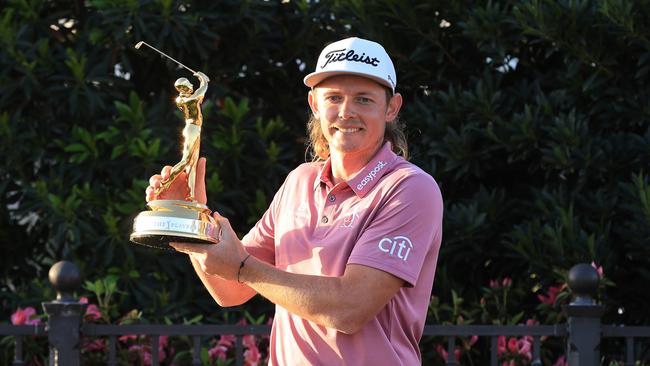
[1,262,649,366]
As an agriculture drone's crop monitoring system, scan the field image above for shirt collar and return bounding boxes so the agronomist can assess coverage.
[313,142,398,197]
[314,158,335,191]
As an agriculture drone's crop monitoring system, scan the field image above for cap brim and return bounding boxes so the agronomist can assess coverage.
[304,70,394,93]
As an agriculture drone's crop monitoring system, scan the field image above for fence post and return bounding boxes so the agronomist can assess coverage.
[566,263,604,366]
[41,261,86,366]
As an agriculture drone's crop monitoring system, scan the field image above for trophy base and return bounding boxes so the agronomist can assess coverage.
[130,200,220,250]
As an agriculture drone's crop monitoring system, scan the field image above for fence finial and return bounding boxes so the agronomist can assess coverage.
[567,263,599,305]
[48,261,81,303]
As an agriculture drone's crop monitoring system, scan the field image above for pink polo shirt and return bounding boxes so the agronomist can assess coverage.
[242,142,443,365]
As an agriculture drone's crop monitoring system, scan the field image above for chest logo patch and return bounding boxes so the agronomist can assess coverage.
[340,209,359,228]
[378,236,413,261]
[295,202,309,219]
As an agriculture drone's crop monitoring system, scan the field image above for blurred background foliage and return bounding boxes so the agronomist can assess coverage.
[1,0,649,346]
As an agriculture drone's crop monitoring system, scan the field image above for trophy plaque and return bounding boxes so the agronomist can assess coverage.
[130,41,219,249]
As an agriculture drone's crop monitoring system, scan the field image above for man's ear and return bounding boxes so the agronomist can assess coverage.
[386,93,403,123]
[308,90,319,118]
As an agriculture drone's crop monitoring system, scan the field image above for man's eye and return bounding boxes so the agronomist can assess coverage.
[357,97,371,104]
[326,96,342,102]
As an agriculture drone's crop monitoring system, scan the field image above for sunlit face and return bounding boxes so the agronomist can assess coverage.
[308,75,402,166]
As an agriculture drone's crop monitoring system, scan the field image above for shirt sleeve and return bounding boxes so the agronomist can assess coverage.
[347,173,443,287]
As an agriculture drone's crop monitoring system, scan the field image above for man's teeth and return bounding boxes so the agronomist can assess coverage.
[337,128,360,133]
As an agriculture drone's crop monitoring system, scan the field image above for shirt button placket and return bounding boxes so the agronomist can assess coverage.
[322,194,336,224]
[315,190,336,238]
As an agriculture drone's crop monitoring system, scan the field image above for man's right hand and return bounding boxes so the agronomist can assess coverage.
[145,157,208,204]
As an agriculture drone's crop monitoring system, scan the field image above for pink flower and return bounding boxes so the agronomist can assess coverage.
[210,334,236,362]
[129,344,153,366]
[142,350,152,366]
[497,336,506,355]
[517,338,532,360]
[157,336,169,362]
[489,279,500,288]
[469,335,479,346]
[119,334,138,343]
[244,343,261,366]
[128,344,142,353]
[243,334,257,349]
[85,304,102,321]
[435,344,460,362]
[591,261,604,278]
[435,344,448,361]
[502,278,512,287]
[553,355,568,366]
[507,337,518,353]
[11,307,40,325]
[123,336,168,365]
[78,297,103,322]
[453,348,461,362]
[218,334,236,348]
[83,338,105,352]
[158,335,169,348]
[208,344,228,362]
[537,285,563,305]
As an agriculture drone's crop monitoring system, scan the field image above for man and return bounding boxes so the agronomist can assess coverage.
[147,37,443,365]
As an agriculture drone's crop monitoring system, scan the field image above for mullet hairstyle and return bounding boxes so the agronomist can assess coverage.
[306,87,408,161]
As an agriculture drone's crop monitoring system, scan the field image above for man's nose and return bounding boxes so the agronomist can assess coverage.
[338,99,357,120]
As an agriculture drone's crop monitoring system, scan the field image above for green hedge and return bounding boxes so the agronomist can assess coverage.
[2,0,649,333]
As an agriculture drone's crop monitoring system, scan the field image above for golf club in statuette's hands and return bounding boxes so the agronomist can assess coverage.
[130,41,219,249]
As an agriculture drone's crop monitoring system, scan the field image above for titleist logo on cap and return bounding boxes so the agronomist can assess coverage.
[321,48,380,69]
[303,37,396,93]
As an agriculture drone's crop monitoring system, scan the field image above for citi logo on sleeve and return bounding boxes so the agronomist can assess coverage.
[356,160,387,191]
[378,236,413,261]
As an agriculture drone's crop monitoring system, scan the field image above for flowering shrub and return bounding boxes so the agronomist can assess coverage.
[79,297,103,322]
[206,318,272,366]
[426,274,571,365]
[424,261,636,365]
[497,333,534,365]
[2,290,272,366]
[10,307,41,326]
[1,307,46,365]
[3,261,648,365]
[119,335,172,365]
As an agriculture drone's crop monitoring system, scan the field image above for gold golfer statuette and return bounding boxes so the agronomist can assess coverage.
[130,42,219,249]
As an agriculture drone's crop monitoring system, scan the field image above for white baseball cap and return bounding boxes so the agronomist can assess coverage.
[303,37,397,94]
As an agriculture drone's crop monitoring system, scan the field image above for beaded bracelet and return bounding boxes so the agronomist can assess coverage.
[237,254,252,283]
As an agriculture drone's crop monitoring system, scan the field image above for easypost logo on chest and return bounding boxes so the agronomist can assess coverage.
[356,160,387,191]
[322,48,381,69]
[378,236,413,262]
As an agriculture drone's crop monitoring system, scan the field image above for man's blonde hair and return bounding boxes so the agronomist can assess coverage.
[306,89,408,161]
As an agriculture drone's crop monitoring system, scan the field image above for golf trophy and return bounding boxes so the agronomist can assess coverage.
[130,41,220,249]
